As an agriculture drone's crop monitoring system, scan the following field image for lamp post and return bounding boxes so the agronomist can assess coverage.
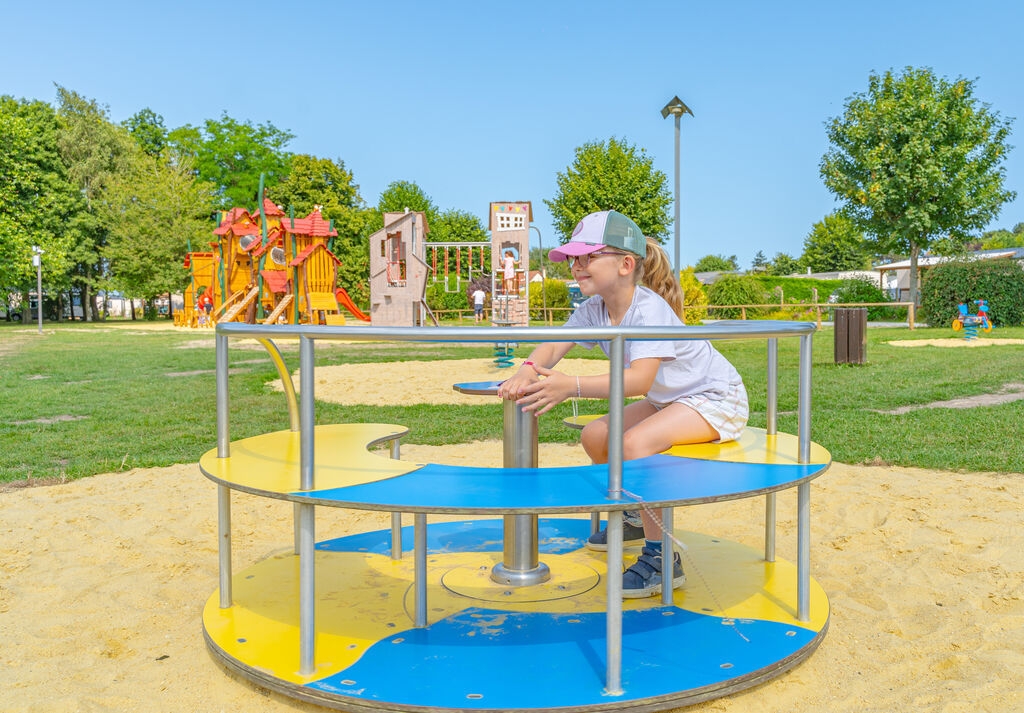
[661,96,694,276]
[31,246,44,334]
[529,225,547,325]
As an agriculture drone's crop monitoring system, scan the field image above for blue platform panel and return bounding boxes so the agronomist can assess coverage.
[318,518,595,556]
[295,453,826,511]
[307,606,817,708]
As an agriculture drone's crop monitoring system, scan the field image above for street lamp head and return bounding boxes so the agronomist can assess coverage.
[661,96,693,119]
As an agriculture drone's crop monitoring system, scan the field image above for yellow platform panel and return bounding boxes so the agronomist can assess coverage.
[561,420,831,466]
[199,423,421,495]
[203,526,829,685]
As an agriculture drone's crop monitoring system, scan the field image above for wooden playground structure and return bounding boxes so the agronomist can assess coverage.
[176,198,370,328]
[178,198,534,329]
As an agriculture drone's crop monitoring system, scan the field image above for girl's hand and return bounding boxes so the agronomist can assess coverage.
[516,365,575,415]
[497,366,539,400]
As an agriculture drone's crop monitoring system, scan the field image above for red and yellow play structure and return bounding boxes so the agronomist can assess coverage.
[177,198,370,328]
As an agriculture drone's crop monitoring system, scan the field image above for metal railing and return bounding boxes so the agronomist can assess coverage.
[213,320,819,689]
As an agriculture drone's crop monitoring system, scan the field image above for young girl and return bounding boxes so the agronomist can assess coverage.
[497,210,748,598]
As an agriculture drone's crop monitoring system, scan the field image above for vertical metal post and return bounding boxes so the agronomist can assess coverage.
[591,512,601,535]
[36,259,43,334]
[414,513,427,627]
[797,333,813,621]
[216,334,230,458]
[215,332,232,607]
[218,485,231,608]
[608,336,625,497]
[765,338,778,562]
[605,510,624,696]
[298,335,317,673]
[390,439,403,560]
[606,334,625,695]
[299,336,316,490]
[797,483,810,621]
[660,507,674,605]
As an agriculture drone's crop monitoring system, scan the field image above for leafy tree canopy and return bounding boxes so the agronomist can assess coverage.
[428,208,487,243]
[693,254,738,272]
[0,99,75,288]
[751,250,768,271]
[801,212,872,272]
[123,108,167,157]
[168,112,294,209]
[978,222,1024,249]
[100,152,214,300]
[766,252,802,276]
[530,246,570,280]
[377,180,438,224]
[267,154,373,305]
[820,66,1015,303]
[546,137,672,244]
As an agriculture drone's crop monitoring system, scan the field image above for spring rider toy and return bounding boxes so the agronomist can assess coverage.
[952,300,993,340]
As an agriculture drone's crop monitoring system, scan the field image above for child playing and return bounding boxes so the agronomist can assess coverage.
[502,250,516,295]
[497,210,748,598]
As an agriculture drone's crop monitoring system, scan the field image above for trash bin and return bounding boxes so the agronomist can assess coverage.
[834,307,867,364]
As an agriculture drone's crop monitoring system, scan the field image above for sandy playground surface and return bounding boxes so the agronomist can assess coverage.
[2,350,1022,713]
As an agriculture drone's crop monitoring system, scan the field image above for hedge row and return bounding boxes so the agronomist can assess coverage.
[921,259,1024,326]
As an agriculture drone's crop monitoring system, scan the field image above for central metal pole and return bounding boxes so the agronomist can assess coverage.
[36,262,43,334]
[491,399,550,586]
[215,333,232,608]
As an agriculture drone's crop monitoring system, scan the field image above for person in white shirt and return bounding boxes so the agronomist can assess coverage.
[471,287,487,322]
[497,210,748,598]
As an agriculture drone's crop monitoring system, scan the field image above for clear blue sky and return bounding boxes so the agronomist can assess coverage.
[3,0,1022,268]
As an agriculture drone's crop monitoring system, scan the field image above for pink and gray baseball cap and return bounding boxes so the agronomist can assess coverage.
[548,210,647,262]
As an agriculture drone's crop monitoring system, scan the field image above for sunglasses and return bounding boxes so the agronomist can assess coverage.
[570,250,628,268]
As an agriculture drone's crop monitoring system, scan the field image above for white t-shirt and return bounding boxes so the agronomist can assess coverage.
[565,286,743,403]
[472,289,486,306]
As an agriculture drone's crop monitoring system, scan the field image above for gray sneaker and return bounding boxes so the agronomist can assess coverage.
[586,518,646,551]
[622,547,685,598]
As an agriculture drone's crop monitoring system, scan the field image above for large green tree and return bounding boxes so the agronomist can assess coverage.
[979,222,1024,249]
[100,151,214,306]
[546,137,672,243]
[56,86,137,321]
[267,154,374,304]
[766,252,802,276]
[123,108,167,158]
[0,98,75,311]
[168,112,293,209]
[821,67,1015,305]
[693,254,738,272]
[801,212,872,272]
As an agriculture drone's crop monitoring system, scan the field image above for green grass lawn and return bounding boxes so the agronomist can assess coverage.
[2,320,1022,482]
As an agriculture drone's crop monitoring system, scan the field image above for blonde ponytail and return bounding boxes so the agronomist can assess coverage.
[635,237,683,317]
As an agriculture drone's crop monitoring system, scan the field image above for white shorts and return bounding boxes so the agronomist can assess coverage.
[648,381,749,443]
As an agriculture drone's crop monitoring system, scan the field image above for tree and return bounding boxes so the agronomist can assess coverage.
[267,154,374,305]
[123,108,167,157]
[100,152,214,305]
[168,112,294,208]
[530,246,570,280]
[546,137,672,243]
[767,252,802,276]
[750,250,768,272]
[0,99,75,307]
[693,254,738,272]
[801,212,872,272]
[821,67,1015,305]
[979,222,1024,249]
[428,208,486,243]
[55,86,137,321]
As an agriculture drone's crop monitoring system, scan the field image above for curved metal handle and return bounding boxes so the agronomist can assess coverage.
[256,338,299,431]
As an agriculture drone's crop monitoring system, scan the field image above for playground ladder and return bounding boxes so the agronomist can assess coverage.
[263,294,293,325]
[219,286,260,324]
[419,299,440,326]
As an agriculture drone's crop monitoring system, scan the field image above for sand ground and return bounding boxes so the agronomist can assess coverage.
[2,440,1021,713]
